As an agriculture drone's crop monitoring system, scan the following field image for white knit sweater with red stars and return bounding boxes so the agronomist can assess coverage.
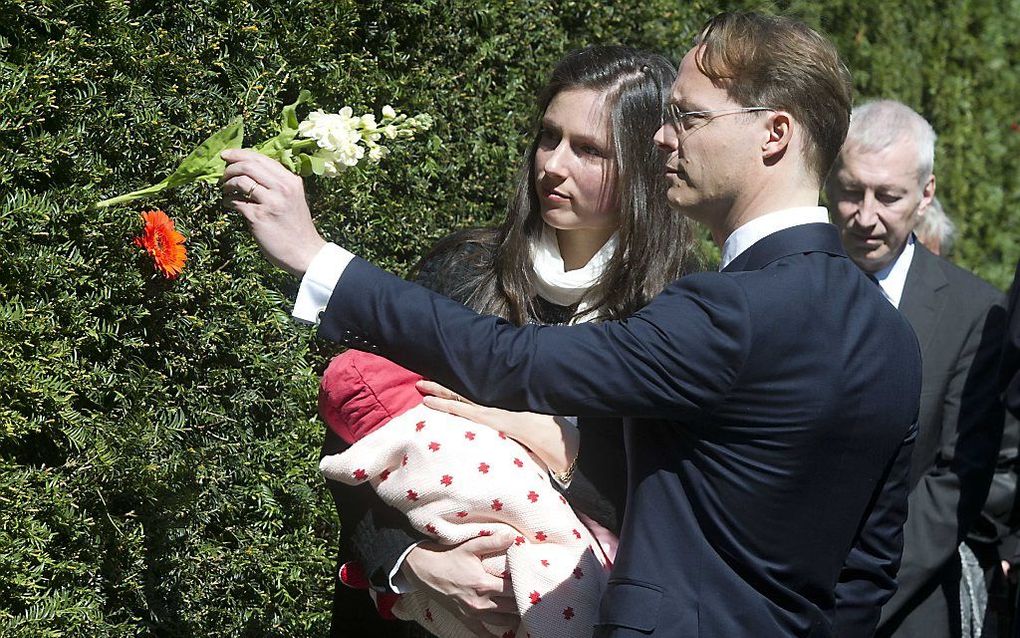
[320,403,609,638]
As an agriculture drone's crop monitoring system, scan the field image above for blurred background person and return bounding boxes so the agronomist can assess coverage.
[914,195,957,257]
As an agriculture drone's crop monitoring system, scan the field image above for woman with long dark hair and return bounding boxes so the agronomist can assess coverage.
[323,45,701,637]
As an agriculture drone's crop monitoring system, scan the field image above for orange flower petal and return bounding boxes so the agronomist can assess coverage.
[134,209,187,279]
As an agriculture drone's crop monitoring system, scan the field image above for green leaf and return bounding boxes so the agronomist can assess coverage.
[307,154,326,176]
[255,91,313,162]
[281,90,313,133]
[164,117,245,187]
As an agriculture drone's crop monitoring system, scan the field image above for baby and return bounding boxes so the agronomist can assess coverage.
[319,349,609,638]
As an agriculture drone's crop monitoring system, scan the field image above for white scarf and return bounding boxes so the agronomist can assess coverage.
[530,224,618,318]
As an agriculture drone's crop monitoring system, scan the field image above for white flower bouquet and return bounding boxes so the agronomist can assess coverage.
[93,91,432,209]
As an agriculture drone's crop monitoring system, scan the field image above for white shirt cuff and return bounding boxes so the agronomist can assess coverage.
[292,242,355,324]
[388,541,424,594]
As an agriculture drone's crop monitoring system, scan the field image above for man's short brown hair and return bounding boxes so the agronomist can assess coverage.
[697,12,852,182]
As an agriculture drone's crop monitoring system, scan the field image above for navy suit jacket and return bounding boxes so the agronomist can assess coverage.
[318,223,922,637]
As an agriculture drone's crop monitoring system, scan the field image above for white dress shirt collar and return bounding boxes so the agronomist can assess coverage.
[870,235,915,309]
[719,206,831,270]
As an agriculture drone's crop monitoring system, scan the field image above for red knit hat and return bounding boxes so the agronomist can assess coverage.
[319,350,425,445]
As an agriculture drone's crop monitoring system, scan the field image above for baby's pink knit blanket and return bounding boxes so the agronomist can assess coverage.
[320,403,608,638]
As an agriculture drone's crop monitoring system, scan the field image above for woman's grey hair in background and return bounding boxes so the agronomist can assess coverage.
[914,195,956,256]
[845,100,937,186]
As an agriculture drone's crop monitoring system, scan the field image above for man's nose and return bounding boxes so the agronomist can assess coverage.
[654,123,678,152]
[856,192,880,227]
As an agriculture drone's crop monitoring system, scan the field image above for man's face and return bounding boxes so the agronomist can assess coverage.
[653,46,767,225]
[826,139,935,273]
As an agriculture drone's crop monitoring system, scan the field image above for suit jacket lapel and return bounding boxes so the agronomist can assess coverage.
[721,223,846,273]
[898,243,948,354]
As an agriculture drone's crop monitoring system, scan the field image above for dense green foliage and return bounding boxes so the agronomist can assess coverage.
[2,0,1017,634]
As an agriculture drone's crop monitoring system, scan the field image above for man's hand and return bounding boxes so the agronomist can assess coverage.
[220,149,326,277]
[401,534,517,637]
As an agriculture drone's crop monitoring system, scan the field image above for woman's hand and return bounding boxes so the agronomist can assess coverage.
[220,148,326,277]
[401,535,518,636]
[416,380,579,474]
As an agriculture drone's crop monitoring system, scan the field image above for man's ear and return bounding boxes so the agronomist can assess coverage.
[917,173,936,218]
[762,111,793,163]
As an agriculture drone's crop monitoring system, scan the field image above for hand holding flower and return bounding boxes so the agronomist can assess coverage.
[219,149,326,277]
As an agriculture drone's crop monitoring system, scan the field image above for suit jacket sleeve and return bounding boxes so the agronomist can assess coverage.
[833,420,917,638]
[880,297,1006,623]
[966,411,1020,551]
[319,258,750,419]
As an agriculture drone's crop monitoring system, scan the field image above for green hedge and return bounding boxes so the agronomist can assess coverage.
[2,0,1018,634]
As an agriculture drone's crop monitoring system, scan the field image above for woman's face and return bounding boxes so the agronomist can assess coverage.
[534,88,619,234]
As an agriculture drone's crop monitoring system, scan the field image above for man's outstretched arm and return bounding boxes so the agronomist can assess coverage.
[220,149,748,420]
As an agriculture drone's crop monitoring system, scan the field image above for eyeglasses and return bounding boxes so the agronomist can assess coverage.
[664,104,774,134]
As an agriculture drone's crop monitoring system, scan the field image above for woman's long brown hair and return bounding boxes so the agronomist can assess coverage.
[417,45,701,325]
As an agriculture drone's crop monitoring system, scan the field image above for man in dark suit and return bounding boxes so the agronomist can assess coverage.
[826,99,1007,638]
[222,12,922,637]
[1005,258,1020,438]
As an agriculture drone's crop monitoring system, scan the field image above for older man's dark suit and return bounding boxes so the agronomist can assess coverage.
[317,223,921,638]
[875,243,1006,638]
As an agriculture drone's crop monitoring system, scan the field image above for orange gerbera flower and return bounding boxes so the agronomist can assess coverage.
[134,209,186,279]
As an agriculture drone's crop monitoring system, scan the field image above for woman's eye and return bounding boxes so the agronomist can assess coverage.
[580,145,605,158]
[538,129,558,148]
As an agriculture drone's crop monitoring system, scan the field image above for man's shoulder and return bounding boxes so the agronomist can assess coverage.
[916,247,1003,310]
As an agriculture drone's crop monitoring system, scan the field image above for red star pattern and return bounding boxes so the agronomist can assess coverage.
[540,559,550,567]
[535,531,547,542]
[406,489,419,501]
[415,421,426,432]
[491,499,503,512]
[573,567,584,579]
[563,607,575,620]
[498,431,508,439]
[478,462,490,474]
[352,468,367,481]
[402,454,408,466]
[379,469,390,481]
[425,608,433,622]
[513,457,524,468]
[527,491,539,502]
[456,511,468,518]
[478,530,493,537]
[464,431,476,440]
[514,535,526,546]
[440,474,453,486]
[501,631,515,638]
[572,529,582,539]
[529,591,541,605]
[425,523,438,535]
[428,441,441,452]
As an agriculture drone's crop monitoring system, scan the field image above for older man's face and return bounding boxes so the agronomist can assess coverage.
[827,139,935,273]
